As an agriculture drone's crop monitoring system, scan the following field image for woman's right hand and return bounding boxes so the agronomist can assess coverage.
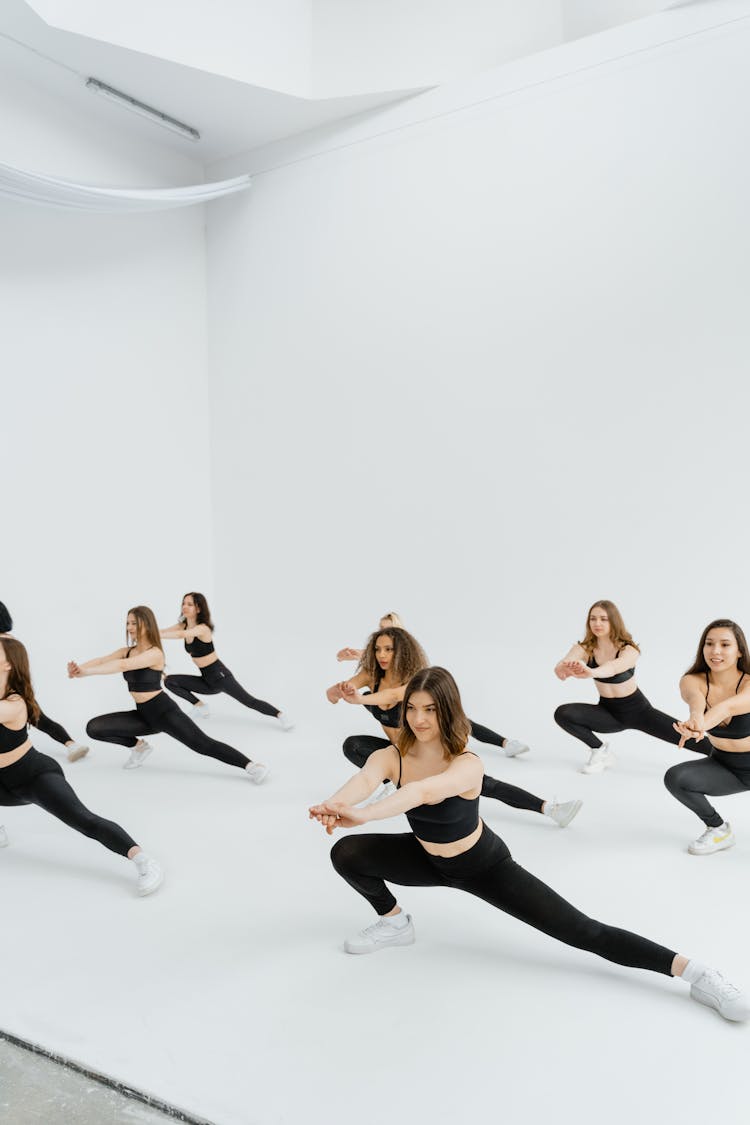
[336,647,360,662]
[326,684,343,704]
[67,661,82,679]
[673,718,705,747]
[554,662,570,681]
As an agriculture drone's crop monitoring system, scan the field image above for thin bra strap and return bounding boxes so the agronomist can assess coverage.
[392,744,402,785]
[737,673,746,695]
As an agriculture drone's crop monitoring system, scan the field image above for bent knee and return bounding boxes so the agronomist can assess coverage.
[663,764,686,794]
[330,835,363,874]
[554,705,572,727]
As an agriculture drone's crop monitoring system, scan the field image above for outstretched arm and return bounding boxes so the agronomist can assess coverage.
[309,751,483,833]
[336,647,363,662]
[564,645,640,681]
[68,646,162,678]
[555,644,586,680]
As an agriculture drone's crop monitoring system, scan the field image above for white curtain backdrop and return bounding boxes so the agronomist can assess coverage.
[0,161,251,211]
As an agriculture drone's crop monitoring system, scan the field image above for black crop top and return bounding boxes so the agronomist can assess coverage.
[122,648,163,692]
[587,653,635,685]
[0,719,28,754]
[184,633,215,658]
[705,672,750,740]
[364,697,403,728]
[395,748,480,844]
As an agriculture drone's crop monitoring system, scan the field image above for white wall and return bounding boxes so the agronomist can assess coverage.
[205,5,750,731]
[1,61,213,718]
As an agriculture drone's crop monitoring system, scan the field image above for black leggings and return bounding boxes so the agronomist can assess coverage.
[468,720,507,748]
[342,736,543,815]
[86,692,251,770]
[554,689,704,753]
[664,748,750,828]
[331,824,676,975]
[0,749,136,856]
[34,710,73,747]
[164,660,279,718]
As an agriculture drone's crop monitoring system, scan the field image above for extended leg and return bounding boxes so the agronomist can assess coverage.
[159,709,251,770]
[18,768,137,856]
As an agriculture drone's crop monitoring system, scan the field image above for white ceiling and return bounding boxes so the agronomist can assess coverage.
[1,0,688,166]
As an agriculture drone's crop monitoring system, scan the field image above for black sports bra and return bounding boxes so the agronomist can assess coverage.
[395,747,480,844]
[184,633,215,658]
[705,672,750,740]
[364,697,403,728]
[0,714,28,754]
[587,652,635,685]
[122,648,163,692]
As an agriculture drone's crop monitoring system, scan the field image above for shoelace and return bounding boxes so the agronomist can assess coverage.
[701,970,740,1000]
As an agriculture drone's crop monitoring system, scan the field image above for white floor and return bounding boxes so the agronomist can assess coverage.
[3,698,749,1125]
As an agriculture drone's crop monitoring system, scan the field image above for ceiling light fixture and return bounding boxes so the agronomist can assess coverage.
[86,77,200,143]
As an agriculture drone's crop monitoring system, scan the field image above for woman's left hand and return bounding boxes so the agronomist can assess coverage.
[67,661,82,678]
[308,802,367,833]
[562,660,592,678]
[673,719,705,747]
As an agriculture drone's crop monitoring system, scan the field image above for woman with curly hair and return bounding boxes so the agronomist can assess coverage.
[161,592,293,730]
[667,619,750,855]
[71,605,268,782]
[335,613,530,758]
[309,666,747,1023]
[0,635,161,894]
[554,599,700,774]
[327,628,580,828]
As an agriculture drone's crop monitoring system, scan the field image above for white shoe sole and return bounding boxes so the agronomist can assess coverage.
[691,984,750,1021]
[580,753,615,775]
[344,928,416,955]
[688,838,735,856]
[124,746,153,770]
[549,799,583,828]
[138,870,164,897]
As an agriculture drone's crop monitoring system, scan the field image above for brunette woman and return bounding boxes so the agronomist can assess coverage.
[310,667,748,1022]
[161,592,293,730]
[668,619,750,854]
[336,614,530,757]
[328,627,580,828]
[0,635,161,894]
[0,599,89,763]
[555,599,700,774]
[71,606,268,782]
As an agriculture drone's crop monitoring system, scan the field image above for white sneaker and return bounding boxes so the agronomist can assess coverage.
[544,798,583,828]
[360,781,397,807]
[580,743,615,774]
[191,703,210,721]
[246,761,269,784]
[134,857,163,897]
[344,913,415,955]
[690,968,750,1022]
[503,738,530,757]
[66,742,90,763]
[276,712,295,731]
[0,825,9,848]
[123,741,154,770]
[688,822,735,856]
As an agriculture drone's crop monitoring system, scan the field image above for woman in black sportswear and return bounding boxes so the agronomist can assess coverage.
[554,599,700,774]
[310,666,747,1022]
[161,592,293,730]
[328,627,581,828]
[0,635,161,894]
[336,612,529,757]
[71,605,268,782]
[668,619,750,855]
[0,599,89,763]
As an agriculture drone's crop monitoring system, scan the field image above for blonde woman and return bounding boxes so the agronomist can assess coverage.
[555,599,700,774]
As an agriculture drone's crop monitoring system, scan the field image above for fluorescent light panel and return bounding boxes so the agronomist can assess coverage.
[86,77,200,142]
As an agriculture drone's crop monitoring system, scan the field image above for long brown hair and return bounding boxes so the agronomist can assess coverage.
[181,592,214,631]
[358,628,427,689]
[580,599,639,657]
[396,666,472,759]
[127,606,165,654]
[685,619,750,676]
[0,636,40,724]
